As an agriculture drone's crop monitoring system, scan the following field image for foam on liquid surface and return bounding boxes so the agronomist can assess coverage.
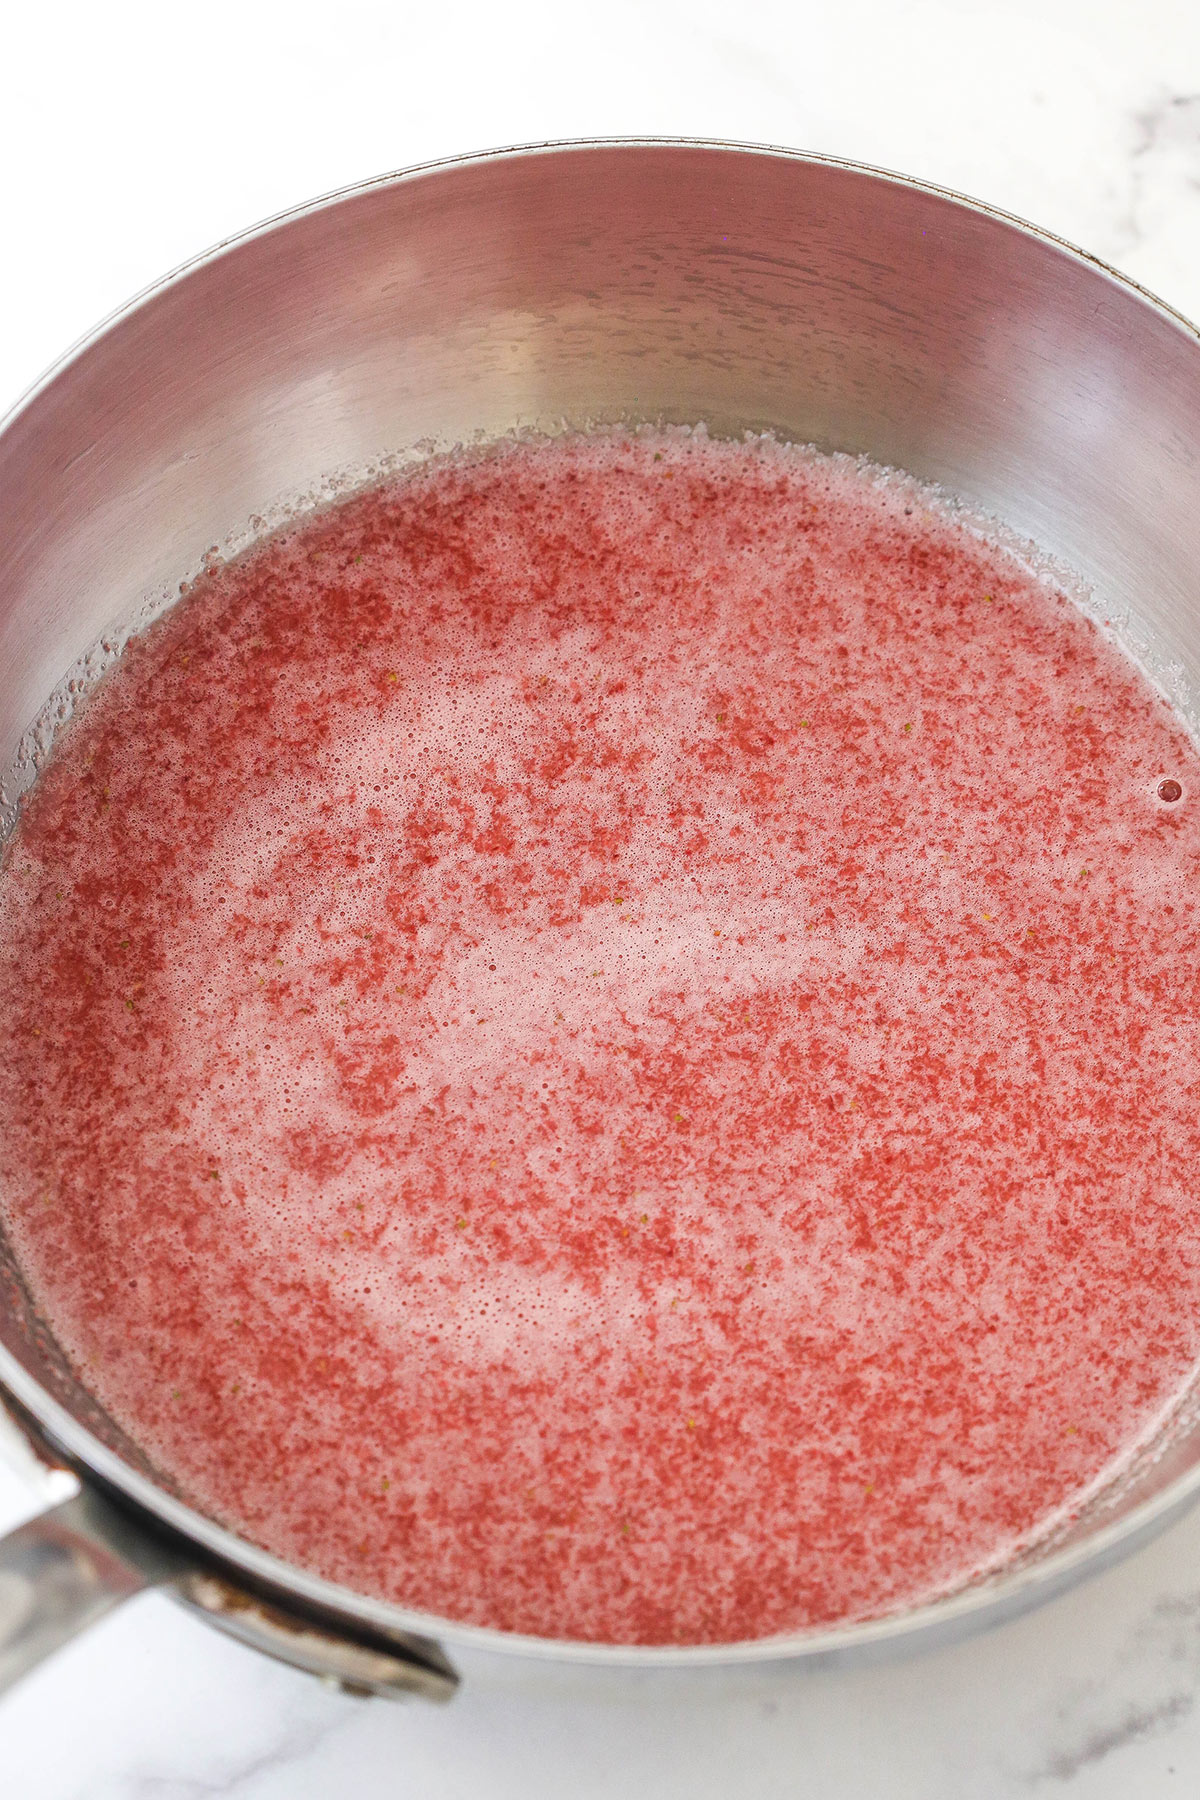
[3,429,1200,1644]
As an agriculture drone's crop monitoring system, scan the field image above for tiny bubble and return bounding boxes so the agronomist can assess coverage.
[1158,778,1183,803]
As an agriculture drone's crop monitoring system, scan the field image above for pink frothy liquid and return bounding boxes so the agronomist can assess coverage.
[2,429,1200,1646]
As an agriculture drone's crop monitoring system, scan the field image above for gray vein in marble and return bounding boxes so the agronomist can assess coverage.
[1021,1590,1200,1785]
[1035,1692,1190,1784]
[1131,91,1200,173]
[100,1686,355,1800]
[1103,89,1200,265]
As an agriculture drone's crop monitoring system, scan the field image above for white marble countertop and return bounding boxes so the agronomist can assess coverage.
[6,0,1200,1793]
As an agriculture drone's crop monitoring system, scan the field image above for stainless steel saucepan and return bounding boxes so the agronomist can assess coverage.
[3,139,1200,1704]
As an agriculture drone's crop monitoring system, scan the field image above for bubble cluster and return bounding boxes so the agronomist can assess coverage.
[2,425,1200,1645]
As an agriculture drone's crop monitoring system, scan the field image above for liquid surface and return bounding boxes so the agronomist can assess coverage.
[3,430,1200,1646]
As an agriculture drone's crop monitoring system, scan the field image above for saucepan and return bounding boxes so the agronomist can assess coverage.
[3,139,1200,1704]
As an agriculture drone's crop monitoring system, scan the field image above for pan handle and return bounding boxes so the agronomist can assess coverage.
[0,1400,457,1703]
[0,1485,179,1692]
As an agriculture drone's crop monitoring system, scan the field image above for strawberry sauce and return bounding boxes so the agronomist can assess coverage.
[3,429,1200,1645]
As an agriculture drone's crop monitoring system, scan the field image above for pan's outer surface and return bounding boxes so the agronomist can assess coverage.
[2,141,1200,1686]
